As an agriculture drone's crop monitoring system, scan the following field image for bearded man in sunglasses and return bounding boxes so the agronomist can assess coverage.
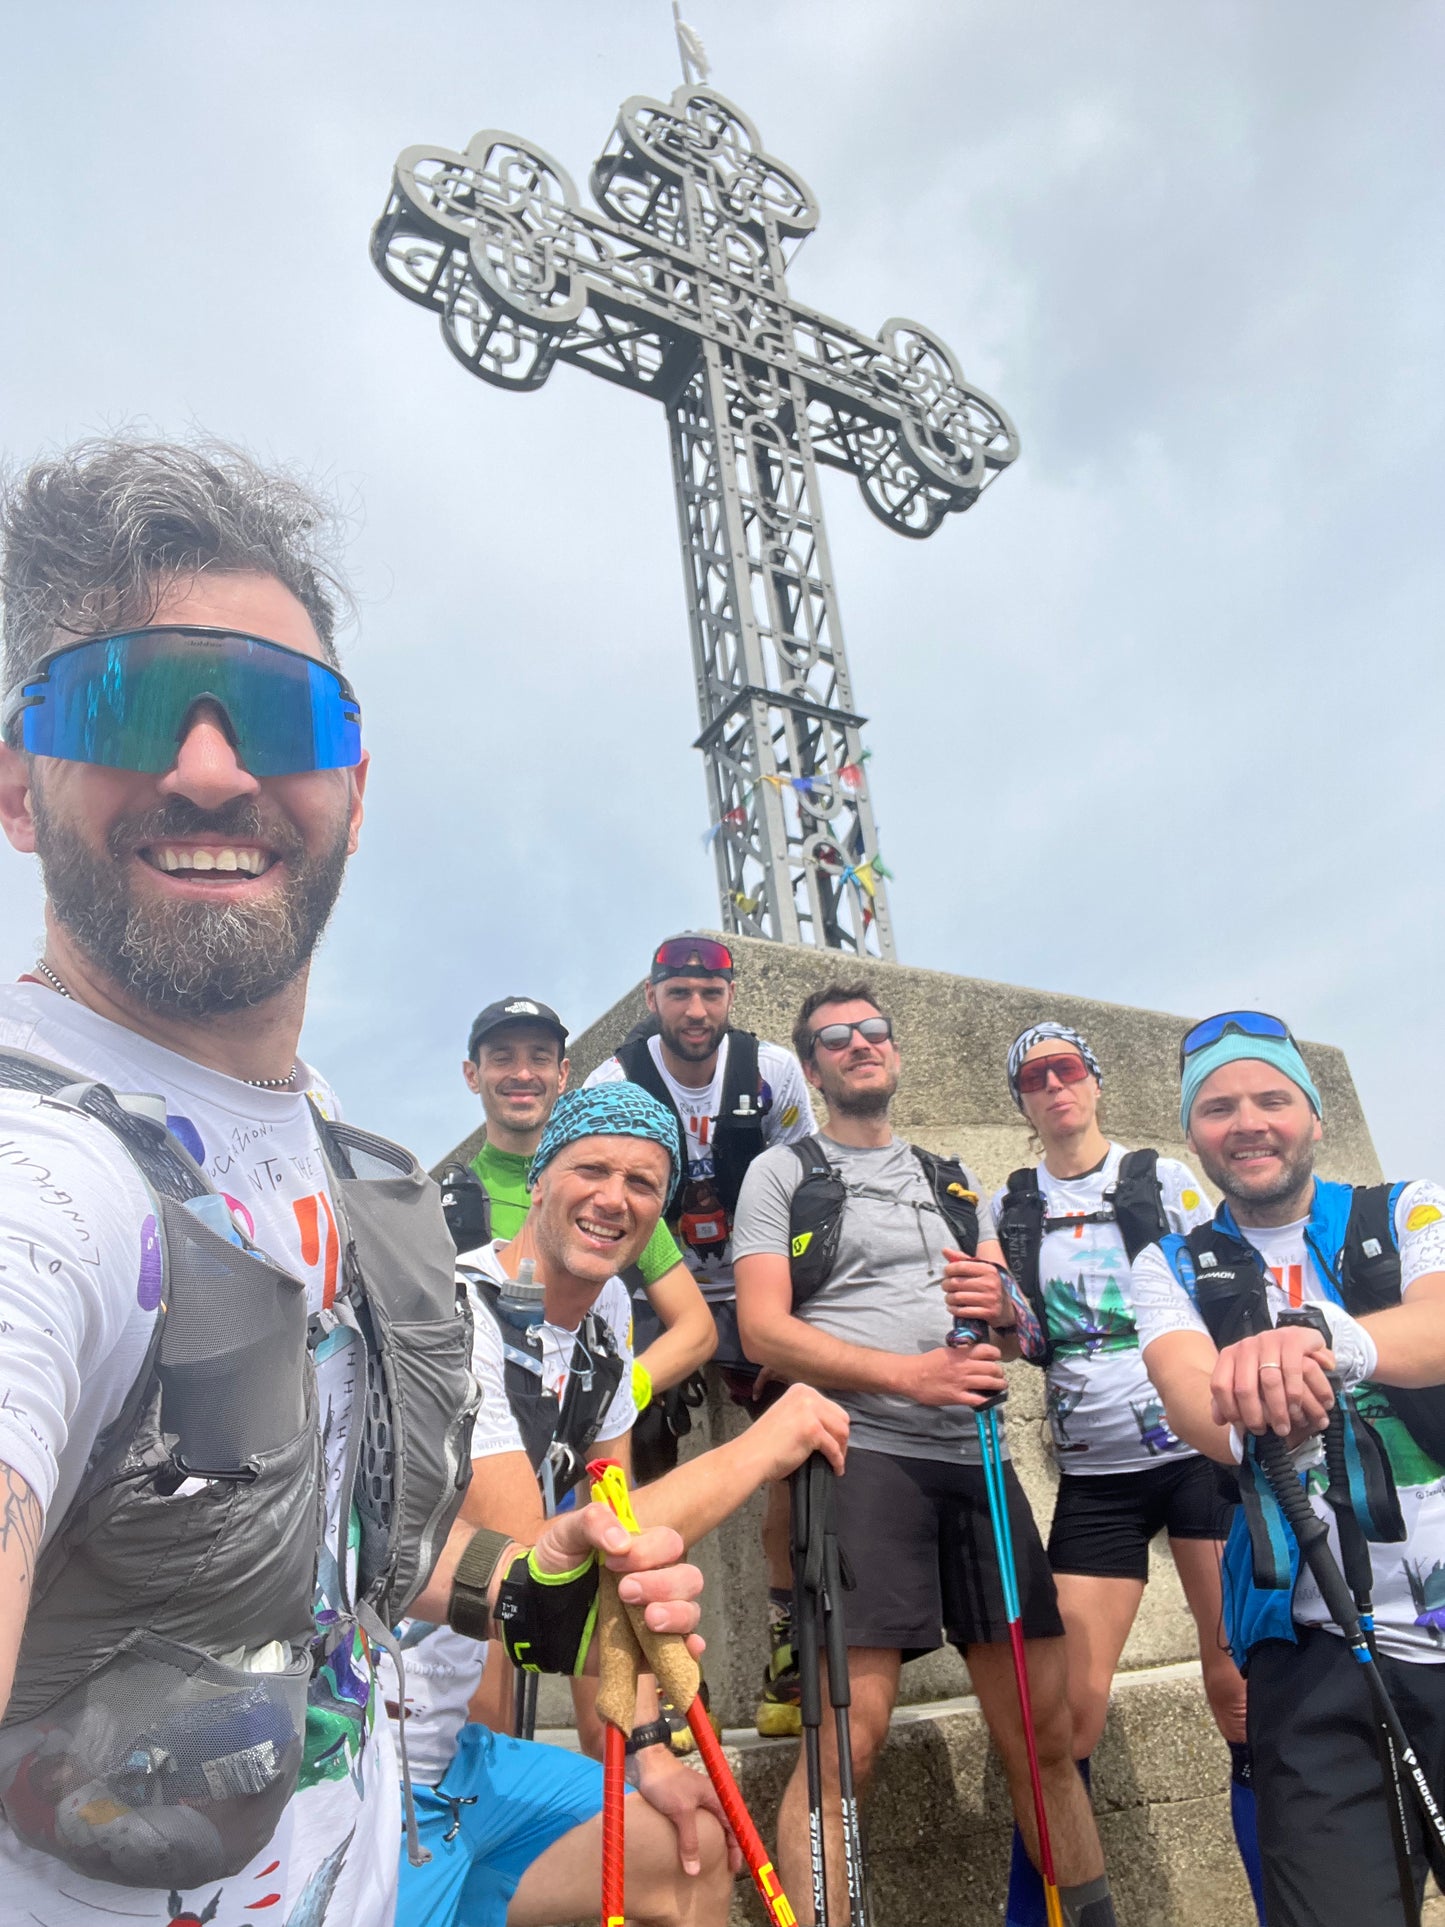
[733,984,1118,1927]
[0,439,715,1927]
[1132,1012,1445,1927]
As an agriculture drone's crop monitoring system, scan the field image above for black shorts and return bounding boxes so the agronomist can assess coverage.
[827,1446,1063,1660]
[1249,1625,1445,1926]
[1046,1454,1233,1583]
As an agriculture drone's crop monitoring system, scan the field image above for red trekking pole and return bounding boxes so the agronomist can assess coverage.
[588,1459,799,1927]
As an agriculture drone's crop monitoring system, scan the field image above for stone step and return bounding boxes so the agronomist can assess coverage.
[540,1658,1259,1926]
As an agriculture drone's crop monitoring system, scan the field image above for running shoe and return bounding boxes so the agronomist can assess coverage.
[756,1620,803,1738]
[660,1677,719,1755]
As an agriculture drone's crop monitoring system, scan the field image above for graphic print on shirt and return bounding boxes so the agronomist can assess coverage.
[1131,1395,1175,1455]
[1047,1381,1087,1454]
[995,1145,1206,1473]
[157,1826,354,1927]
[1403,1561,1445,1643]
[1041,1265,1135,1357]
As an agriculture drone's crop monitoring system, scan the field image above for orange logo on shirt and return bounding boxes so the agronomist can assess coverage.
[1269,1263,1303,1308]
[293,1191,340,1308]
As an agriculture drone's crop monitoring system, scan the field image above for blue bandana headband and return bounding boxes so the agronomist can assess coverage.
[1007,1022,1103,1110]
[1180,1033,1323,1132]
[527,1085,682,1196]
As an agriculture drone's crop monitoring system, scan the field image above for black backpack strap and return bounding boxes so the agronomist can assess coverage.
[1342,1182,1445,1472]
[712,1030,766,1216]
[786,1134,848,1310]
[911,1147,980,1256]
[437,1162,492,1253]
[995,1166,1053,1368]
[1341,1183,1403,1314]
[616,1037,688,1215]
[1109,1148,1170,1262]
[548,1310,627,1499]
[1181,1224,1274,1349]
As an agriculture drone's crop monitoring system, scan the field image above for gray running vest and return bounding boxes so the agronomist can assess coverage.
[0,1046,478,1889]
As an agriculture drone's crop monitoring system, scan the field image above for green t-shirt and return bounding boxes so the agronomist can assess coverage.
[470,1140,685,1285]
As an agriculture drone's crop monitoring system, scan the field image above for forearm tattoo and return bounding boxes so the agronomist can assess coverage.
[0,1465,42,1589]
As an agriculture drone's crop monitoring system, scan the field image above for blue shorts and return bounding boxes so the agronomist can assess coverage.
[397,1722,606,1927]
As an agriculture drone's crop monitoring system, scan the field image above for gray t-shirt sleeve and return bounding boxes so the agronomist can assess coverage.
[731,1143,804,1260]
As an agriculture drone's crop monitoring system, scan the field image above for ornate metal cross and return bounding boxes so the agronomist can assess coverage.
[373,84,1018,958]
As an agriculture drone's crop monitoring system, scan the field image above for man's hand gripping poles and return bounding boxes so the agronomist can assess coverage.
[949,1317,1066,1927]
[587,1459,799,1927]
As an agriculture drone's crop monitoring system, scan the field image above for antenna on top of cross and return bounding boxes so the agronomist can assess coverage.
[673,1,710,85]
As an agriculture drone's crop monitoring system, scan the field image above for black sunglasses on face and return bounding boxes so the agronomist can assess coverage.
[810,1016,893,1055]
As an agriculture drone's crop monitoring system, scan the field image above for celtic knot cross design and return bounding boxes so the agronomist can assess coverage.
[373,84,1018,958]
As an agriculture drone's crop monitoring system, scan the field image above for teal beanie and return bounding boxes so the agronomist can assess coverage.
[1180,1033,1322,1132]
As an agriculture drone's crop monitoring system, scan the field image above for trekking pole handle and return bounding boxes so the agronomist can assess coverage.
[947,1316,1008,1412]
[1253,1430,1366,1645]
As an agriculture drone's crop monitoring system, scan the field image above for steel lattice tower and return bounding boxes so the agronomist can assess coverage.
[373,83,1018,959]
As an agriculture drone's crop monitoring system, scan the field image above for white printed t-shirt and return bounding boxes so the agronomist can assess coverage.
[584,1034,814,1301]
[380,1241,635,1781]
[0,981,399,1927]
[1132,1180,1445,1662]
[989,1144,1215,1474]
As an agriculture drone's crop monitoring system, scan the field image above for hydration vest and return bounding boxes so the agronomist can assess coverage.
[0,1046,478,1890]
[616,1028,767,1230]
[1180,1180,1445,1470]
[1162,1177,1437,1661]
[787,1137,980,1308]
[994,1149,1168,1370]
[470,1272,626,1507]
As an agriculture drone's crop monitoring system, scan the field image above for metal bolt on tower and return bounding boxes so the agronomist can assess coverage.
[372,82,1018,958]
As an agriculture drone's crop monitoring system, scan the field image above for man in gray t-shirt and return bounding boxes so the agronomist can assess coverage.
[733,983,1117,1927]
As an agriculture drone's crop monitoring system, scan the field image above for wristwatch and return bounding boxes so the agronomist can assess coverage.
[624,1718,672,1757]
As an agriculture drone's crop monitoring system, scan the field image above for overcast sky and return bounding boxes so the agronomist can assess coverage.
[1,1,1440,1171]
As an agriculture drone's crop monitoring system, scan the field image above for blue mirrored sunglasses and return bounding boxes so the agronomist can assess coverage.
[1,627,362,777]
[1178,1010,1294,1074]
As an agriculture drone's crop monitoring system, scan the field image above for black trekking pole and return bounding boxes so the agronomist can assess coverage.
[792,1453,871,1927]
[1253,1427,1445,1905]
[1289,1332,1431,1918]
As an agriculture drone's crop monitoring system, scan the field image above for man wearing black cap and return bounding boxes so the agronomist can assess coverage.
[585,934,817,1736]
[460,995,716,1424]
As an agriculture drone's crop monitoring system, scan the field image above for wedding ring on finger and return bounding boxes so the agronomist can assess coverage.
[1259,1361,1284,1373]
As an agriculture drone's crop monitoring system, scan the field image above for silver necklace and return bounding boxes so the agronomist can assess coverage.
[32,958,297,1091]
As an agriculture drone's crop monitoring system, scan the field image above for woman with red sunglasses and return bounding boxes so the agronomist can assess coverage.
[981,1022,1263,1927]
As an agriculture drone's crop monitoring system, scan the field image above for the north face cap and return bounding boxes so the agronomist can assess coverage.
[466,997,569,1059]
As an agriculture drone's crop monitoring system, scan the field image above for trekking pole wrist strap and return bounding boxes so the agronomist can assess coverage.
[495,1547,602,1675]
[448,1526,516,1641]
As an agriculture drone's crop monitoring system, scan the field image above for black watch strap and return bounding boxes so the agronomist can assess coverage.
[624,1717,673,1757]
[448,1527,513,1642]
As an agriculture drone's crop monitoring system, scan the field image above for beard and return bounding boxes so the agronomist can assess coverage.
[32,790,351,1017]
[657,1009,728,1062]
[823,1062,900,1120]
[1200,1133,1317,1212]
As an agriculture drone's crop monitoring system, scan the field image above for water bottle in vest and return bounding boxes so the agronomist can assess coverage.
[501,1259,546,1327]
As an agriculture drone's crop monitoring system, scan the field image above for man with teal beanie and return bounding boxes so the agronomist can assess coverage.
[1132,1010,1445,1926]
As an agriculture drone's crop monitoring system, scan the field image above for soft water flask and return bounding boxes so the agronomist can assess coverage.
[499,1257,546,1328]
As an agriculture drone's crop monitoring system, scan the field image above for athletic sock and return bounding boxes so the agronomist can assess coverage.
[1060,1875,1115,1926]
[1004,1757,1092,1927]
[1228,1740,1266,1926]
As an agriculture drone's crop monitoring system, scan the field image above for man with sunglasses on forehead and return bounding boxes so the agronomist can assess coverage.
[585,935,817,1736]
[1131,1010,1445,1927]
[0,439,707,1927]
[733,984,1117,1927]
